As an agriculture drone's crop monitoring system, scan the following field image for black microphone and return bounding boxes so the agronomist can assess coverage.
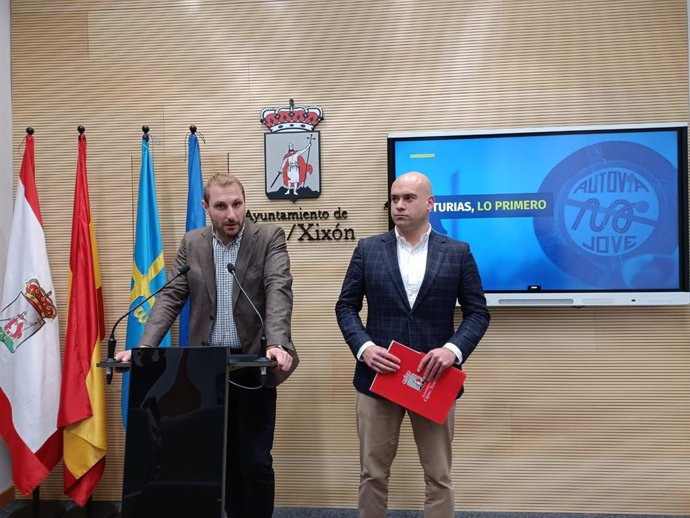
[227,262,271,386]
[103,265,190,384]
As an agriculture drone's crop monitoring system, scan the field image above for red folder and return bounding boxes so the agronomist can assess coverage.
[369,340,466,425]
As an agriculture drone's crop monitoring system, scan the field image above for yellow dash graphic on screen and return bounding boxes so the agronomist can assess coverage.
[410,153,436,159]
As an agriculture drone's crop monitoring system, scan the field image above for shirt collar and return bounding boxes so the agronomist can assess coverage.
[213,224,246,248]
[395,224,432,249]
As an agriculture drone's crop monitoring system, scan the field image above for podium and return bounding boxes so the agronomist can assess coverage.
[118,346,273,518]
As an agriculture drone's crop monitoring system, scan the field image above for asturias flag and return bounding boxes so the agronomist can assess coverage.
[0,132,62,494]
[58,132,107,506]
[122,134,170,425]
[179,131,205,346]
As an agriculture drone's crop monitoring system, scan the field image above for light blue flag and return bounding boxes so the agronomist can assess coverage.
[122,135,170,426]
[179,132,205,346]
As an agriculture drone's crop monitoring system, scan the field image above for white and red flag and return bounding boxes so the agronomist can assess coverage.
[0,133,62,493]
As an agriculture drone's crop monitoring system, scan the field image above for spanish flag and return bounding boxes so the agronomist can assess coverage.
[58,130,107,506]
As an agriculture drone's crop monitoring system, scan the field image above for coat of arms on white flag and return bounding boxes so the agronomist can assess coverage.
[1,278,56,353]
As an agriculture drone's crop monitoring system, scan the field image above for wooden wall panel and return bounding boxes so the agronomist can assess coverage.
[9,0,690,513]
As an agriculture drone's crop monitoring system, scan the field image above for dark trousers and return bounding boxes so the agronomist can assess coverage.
[225,368,277,518]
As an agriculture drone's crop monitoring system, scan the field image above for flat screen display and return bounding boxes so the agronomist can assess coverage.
[387,123,689,306]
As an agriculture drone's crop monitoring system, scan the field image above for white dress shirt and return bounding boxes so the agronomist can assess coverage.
[357,225,463,364]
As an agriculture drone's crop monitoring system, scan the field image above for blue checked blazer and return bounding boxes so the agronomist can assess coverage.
[335,229,490,398]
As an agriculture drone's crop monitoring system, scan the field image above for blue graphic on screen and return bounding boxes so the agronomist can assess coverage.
[392,130,681,292]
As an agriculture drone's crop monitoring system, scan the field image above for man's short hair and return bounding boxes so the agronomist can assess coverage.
[203,173,246,203]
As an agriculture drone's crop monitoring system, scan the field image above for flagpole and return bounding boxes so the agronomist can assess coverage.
[122,124,170,423]
[60,127,117,518]
[0,127,64,518]
[179,125,205,347]
[58,126,114,518]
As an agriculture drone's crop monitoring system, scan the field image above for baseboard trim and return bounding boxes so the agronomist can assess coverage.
[0,485,14,507]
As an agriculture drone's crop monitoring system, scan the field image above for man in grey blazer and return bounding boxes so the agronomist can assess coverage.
[117,173,297,518]
[335,172,490,518]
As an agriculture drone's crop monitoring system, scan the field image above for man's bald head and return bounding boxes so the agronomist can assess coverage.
[391,171,433,198]
[389,172,434,244]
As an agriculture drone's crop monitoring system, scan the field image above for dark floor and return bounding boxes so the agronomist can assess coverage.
[0,501,688,518]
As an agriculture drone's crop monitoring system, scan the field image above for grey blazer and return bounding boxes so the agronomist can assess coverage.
[140,219,298,386]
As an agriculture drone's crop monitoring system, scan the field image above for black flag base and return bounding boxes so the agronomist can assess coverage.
[5,497,119,518]
[7,487,64,518]
[7,501,64,518]
[61,499,118,518]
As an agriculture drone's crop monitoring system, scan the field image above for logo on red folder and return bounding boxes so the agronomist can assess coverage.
[370,341,467,424]
[402,371,426,391]
[403,370,438,402]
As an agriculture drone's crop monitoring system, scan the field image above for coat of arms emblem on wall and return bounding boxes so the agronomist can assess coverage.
[261,99,323,200]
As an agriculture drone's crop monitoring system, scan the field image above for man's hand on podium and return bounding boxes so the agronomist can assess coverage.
[115,345,152,364]
[115,349,132,363]
[266,345,292,372]
[114,345,292,372]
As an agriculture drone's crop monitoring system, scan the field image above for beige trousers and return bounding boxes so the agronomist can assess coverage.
[355,392,456,518]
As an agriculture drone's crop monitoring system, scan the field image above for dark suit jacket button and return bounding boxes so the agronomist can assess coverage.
[209,315,214,320]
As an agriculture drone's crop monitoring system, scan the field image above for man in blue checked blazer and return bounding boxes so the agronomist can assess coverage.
[336,171,490,518]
